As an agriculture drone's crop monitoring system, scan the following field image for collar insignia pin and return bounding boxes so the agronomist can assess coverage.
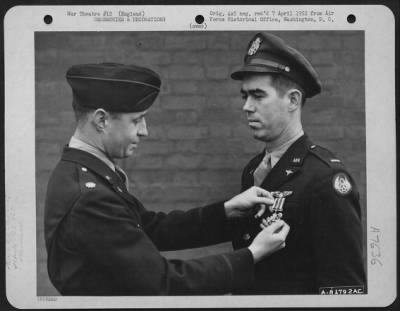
[292,158,301,163]
[285,169,293,176]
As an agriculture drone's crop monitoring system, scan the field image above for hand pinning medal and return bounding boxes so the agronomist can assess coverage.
[257,191,293,229]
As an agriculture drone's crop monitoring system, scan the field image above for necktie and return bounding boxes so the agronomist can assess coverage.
[253,153,272,186]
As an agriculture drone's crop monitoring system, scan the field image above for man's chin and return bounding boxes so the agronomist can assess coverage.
[125,146,137,157]
[251,131,268,142]
[115,150,135,159]
[123,151,135,158]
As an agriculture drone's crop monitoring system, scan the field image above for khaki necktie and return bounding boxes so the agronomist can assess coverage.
[253,153,272,186]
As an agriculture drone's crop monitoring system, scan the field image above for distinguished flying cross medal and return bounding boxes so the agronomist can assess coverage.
[248,37,261,55]
[264,191,293,226]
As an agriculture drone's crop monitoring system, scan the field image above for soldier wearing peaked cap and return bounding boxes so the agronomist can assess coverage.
[230,33,366,294]
[44,62,290,295]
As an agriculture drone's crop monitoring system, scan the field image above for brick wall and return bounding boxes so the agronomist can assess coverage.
[35,31,365,295]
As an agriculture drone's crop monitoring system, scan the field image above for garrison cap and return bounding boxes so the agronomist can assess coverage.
[231,33,322,98]
[66,63,161,112]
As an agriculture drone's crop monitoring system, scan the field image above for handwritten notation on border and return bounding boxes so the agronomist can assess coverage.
[370,226,382,267]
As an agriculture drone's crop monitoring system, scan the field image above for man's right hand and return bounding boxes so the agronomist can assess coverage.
[248,220,290,263]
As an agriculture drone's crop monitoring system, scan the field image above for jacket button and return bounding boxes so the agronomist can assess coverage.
[81,167,88,172]
[243,233,251,241]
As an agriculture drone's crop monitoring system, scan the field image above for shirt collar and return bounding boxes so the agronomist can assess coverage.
[267,130,304,168]
[69,136,116,172]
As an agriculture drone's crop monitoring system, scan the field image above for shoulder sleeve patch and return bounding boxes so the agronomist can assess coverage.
[332,172,352,195]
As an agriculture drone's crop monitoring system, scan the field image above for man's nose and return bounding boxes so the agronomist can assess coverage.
[243,97,255,112]
[138,119,148,137]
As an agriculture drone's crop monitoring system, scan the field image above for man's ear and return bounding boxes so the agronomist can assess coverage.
[287,89,302,112]
[91,109,108,132]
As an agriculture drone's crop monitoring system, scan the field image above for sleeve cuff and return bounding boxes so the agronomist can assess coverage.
[200,201,232,242]
[222,248,255,289]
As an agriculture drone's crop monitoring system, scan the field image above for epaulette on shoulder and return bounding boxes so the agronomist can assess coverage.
[78,165,99,193]
[309,144,344,168]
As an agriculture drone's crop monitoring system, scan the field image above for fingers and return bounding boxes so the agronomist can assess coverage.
[255,197,274,209]
[259,219,290,235]
[259,218,282,230]
[253,186,273,200]
[276,224,289,250]
[260,217,269,229]
[252,187,273,218]
[265,219,285,232]
[277,222,290,239]
[255,204,267,219]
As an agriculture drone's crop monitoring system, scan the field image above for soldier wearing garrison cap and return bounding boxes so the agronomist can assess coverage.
[44,63,290,295]
[230,33,366,294]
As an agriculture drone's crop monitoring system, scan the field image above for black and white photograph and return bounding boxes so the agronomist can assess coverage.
[4,4,396,309]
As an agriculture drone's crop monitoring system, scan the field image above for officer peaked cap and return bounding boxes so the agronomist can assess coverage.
[231,33,322,98]
[66,63,161,112]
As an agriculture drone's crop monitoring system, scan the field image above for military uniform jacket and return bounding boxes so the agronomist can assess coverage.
[231,135,366,294]
[45,147,254,296]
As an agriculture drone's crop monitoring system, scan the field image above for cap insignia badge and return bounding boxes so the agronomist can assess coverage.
[248,37,262,56]
[333,173,352,195]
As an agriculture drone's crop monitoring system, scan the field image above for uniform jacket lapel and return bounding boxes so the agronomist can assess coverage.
[260,135,312,190]
[242,152,264,190]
